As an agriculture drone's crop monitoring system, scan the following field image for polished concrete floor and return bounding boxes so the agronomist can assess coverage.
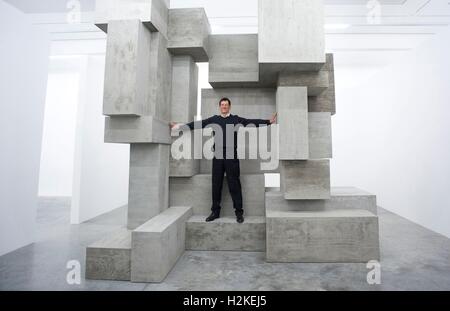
[1,197,449,291]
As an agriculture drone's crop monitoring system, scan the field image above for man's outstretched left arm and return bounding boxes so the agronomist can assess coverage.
[237,113,277,127]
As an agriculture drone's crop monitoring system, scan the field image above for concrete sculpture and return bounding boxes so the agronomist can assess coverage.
[86,0,380,283]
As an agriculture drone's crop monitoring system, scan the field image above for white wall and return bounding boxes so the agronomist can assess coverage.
[70,55,129,224]
[0,1,50,256]
[331,27,450,238]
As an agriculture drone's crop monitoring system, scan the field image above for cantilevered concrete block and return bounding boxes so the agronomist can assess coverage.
[308,112,332,159]
[86,229,131,281]
[103,20,151,116]
[95,0,169,35]
[309,54,336,115]
[128,144,170,229]
[167,8,211,62]
[277,86,309,160]
[266,209,380,262]
[170,55,198,123]
[258,0,326,81]
[266,187,377,215]
[278,71,329,96]
[170,131,200,177]
[208,34,259,87]
[186,216,266,251]
[104,116,171,144]
[170,174,266,216]
[131,206,193,283]
[280,160,330,200]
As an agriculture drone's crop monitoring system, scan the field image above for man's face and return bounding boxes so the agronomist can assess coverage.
[219,100,231,115]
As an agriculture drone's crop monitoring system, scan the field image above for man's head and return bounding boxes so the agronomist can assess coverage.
[219,97,231,115]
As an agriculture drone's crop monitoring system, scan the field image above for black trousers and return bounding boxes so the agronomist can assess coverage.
[211,157,243,216]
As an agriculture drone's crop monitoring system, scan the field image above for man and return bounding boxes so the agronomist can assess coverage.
[170,97,277,223]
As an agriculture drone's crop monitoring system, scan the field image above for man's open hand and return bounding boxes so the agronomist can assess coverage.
[169,121,177,129]
[269,113,277,124]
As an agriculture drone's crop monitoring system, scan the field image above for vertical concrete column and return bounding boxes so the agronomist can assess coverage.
[128,144,170,229]
[276,86,309,160]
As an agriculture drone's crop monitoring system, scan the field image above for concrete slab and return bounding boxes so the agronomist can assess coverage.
[104,116,171,144]
[266,208,380,262]
[167,8,211,62]
[186,215,266,251]
[85,229,131,281]
[169,174,266,216]
[266,187,377,215]
[131,206,193,282]
[308,54,336,115]
[280,160,330,200]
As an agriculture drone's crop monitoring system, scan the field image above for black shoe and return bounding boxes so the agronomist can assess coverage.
[206,212,220,222]
[236,214,244,223]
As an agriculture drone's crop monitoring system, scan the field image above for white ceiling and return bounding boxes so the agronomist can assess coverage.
[5,0,450,66]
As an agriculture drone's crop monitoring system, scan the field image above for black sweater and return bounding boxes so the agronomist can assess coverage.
[184,114,271,153]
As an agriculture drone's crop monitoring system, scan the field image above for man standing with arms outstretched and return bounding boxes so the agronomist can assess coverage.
[170,97,277,224]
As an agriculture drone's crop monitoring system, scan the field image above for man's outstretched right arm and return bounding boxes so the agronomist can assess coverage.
[170,116,215,131]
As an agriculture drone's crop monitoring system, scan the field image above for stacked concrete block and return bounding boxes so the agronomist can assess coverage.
[95,0,169,35]
[258,0,326,85]
[208,34,259,87]
[186,216,266,251]
[266,209,380,262]
[280,160,331,200]
[266,187,377,215]
[309,54,336,115]
[278,71,329,96]
[169,55,200,176]
[168,8,211,62]
[308,112,332,159]
[131,206,193,282]
[128,144,170,230]
[86,229,131,281]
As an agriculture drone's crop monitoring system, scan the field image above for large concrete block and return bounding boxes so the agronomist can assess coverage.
[266,187,378,215]
[131,206,193,282]
[276,86,309,160]
[128,144,170,229]
[102,20,151,116]
[208,34,259,87]
[170,55,198,123]
[85,229,131,281]
[167,8,211,62]
[278,71,329,96]
[308,112,332,159]
[170,131,200,177]
[266,209,380,262]
[186,216,266,251]
[280,160,330,200]
[309,54,336,115]
[258,0,326,77]
[104,116,171,144]
[169,174,266,216]
[95,0,169,36]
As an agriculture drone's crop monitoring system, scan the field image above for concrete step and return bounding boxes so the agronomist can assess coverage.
[170,174,266,216]
[266,187,377,215]
[85,229,131,281]
[185,215,266,251]
[266,208,380,263]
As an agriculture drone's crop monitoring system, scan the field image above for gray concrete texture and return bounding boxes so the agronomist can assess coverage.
[128,144,170,230]
[95,0,169,35]
[309,54,336,115]
[280,160,331,200]
[266,209,380,263]
[168,8,211,62]
[131,206,193,282]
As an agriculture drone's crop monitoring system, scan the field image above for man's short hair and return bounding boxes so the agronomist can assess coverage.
[219,97,231,106]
